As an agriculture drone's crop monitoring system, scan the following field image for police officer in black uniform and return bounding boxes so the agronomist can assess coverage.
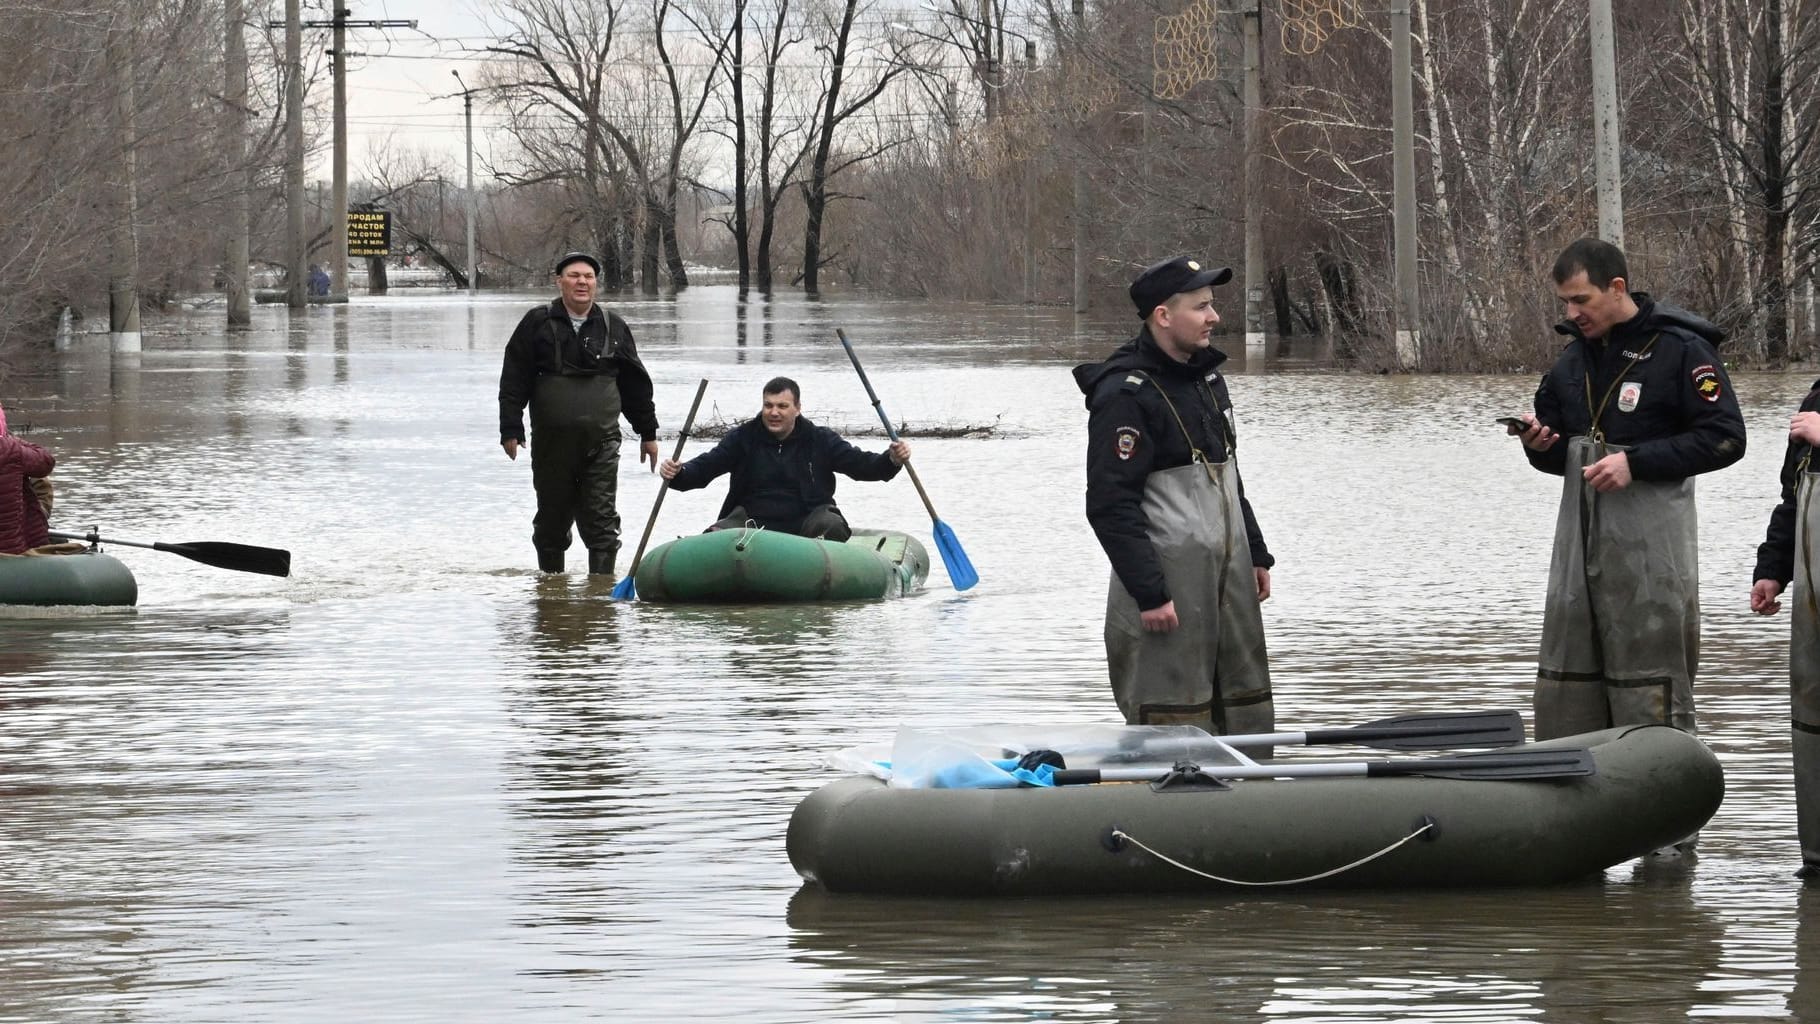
[1511,237,1744,749]
[1072,256,1275,735]
[498,252,659,575]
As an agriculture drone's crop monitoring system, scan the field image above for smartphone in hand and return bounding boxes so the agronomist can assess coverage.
[1496,416,1531,433]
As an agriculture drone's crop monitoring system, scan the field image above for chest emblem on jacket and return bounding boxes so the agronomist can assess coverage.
[1618,381,1642,413]
[1115,426,1141,461]
[1692,364,1722,403]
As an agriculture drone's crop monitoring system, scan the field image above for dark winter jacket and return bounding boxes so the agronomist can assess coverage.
[1072,328,1272,611]
[0,434,53,555]
[1527,295,1745,480]
[1753,377,1820,585]
[497,300,658,443]
[668,414,902,523]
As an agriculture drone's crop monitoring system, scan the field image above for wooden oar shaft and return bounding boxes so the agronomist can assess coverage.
[624,378,709,578]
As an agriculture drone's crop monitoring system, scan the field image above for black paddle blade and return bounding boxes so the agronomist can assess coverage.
[1306,711,1526,751]
[1370,747,1596,781]
[153,541,291,577]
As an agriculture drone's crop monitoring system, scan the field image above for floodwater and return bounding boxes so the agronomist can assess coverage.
[0,286,1816,1022]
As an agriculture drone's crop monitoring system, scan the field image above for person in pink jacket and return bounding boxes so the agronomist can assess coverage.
[0,403,54,554]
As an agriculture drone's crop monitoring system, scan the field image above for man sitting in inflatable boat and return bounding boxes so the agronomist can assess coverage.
[659,376,909,542]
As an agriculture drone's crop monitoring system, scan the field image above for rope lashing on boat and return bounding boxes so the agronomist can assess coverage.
[1108,818,1436,887]
[733,521,765,552]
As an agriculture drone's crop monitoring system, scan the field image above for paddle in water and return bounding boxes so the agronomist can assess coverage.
[612,378,710,600]
[834,328,978,591]
[50,529,291,577]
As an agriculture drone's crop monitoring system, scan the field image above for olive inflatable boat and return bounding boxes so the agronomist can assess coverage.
[633,527,929,603]
[787,725,1723,895]
[0,551,138,609]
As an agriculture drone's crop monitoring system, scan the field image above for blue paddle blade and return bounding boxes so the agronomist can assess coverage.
[610,574,636,600]
[932,519,977,591]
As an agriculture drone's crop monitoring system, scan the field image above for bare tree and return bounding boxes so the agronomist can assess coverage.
[1671,0,1820,362]
[799,0,921,294]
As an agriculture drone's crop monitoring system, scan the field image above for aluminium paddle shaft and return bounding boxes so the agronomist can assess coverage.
[835,328,935,514]
[834,328,978,590]
[613,378,709,599]
[1052,748,1596,785]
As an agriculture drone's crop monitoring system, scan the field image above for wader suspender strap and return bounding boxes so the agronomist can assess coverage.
[1800,446,1817,617]
[1582,332,1660,444]
[1133,372,1229,483]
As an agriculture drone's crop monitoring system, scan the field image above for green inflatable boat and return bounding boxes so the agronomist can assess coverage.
[787,725,1723,894]
[0,551,138,609]
[633,527,929,603]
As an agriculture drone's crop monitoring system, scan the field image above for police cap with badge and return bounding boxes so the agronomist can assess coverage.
[1129,255,1233,318]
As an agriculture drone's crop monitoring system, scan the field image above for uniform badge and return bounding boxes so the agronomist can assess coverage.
[1618,381,1642,413]
[1115,426,1141,460]
[1692,364,1722,403]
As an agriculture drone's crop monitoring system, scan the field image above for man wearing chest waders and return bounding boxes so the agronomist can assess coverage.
[498,252,660,575]
[1072,256,1275,736]
[1749,390,1820,878]
[1509,238,1744,765]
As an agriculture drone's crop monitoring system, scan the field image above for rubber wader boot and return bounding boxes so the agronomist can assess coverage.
[536,549,566,573]
[587,549,616,576]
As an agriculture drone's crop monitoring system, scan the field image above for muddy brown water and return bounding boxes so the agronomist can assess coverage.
[0,287,1814,1021]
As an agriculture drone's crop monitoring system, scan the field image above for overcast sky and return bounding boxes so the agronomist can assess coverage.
[300,0,497,176]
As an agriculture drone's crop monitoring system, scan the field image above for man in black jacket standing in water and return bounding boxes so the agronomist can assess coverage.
[1509,238,1745,746]
[498,252,660,575]
[1073,256,1274,736]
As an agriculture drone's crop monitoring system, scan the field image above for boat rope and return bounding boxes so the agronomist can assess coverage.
[1110,820,1435,887]
[733,522,765,551]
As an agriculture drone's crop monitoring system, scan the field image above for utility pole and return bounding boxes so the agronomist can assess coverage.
[1588,0,1623,246]
[1070,0,1087,313]
[109,9,142,353]
[1241,0,1265,352]
[945,79,960,152]
[452,70,477,296]
[1022,38,1037,305]
[1390,0,1421,367]
[273,5,416,301]
[224,0,252,327]
[284,0,305,308]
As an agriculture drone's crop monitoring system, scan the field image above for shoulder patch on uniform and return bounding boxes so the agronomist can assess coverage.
[1119,374,1146,393]
[1692,364,1722,403]
[1115,425,1141,460]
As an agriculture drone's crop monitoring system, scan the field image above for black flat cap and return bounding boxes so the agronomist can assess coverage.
[1129,256,1233,317]
[555,251,601,275]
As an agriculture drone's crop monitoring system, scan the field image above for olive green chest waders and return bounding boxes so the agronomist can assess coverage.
[1535,435,1699,741]
[1789,468,1820,870]
[1105,459,1273,736]
[528,372,623,572]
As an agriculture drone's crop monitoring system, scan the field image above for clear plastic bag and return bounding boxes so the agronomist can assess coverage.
[825,724,1251,789]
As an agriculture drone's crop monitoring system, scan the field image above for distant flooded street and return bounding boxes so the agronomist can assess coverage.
[1,287,1817,1021]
